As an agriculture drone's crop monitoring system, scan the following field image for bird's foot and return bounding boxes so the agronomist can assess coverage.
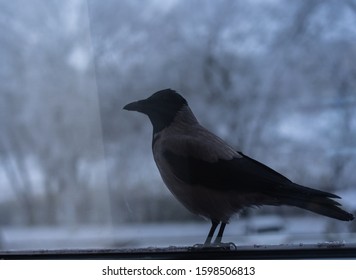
[189,242,237,251]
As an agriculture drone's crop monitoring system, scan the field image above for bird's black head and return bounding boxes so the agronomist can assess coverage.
[123,89,188,133]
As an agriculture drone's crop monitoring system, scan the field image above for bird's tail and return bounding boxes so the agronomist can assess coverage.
[274,183,354,221]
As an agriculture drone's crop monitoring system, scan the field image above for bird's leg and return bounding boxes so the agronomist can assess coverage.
[191,221,236,251]
[213,222,226,244]
[204,220,219,246]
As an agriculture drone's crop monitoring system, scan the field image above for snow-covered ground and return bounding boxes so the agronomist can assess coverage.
[1,216,355,251]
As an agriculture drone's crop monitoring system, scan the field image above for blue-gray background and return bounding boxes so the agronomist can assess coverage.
[0,0,355,249]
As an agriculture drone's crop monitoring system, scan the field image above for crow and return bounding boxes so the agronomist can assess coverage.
[123,89,354,245]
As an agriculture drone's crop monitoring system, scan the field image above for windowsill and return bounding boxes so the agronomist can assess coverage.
[1,243,356,259]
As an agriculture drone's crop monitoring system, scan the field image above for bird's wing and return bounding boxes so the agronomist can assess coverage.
[164,141,341,197]
[164,146,342,200]
[161,135,292,193]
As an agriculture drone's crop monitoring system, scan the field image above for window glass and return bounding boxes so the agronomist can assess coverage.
[0,0,355,251]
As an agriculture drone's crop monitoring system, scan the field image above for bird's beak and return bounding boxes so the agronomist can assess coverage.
[123,99,146,112]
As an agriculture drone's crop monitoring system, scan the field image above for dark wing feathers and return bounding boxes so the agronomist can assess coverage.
[163,148,339,198]
[163,149,292,192]
[236,151,291,184]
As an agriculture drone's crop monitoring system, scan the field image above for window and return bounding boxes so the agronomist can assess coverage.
[0,0,355,257]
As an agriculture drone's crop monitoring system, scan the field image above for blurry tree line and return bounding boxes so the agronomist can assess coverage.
[0,0,355,226]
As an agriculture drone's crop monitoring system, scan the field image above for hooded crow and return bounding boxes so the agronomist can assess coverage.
[123,89,354,245]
